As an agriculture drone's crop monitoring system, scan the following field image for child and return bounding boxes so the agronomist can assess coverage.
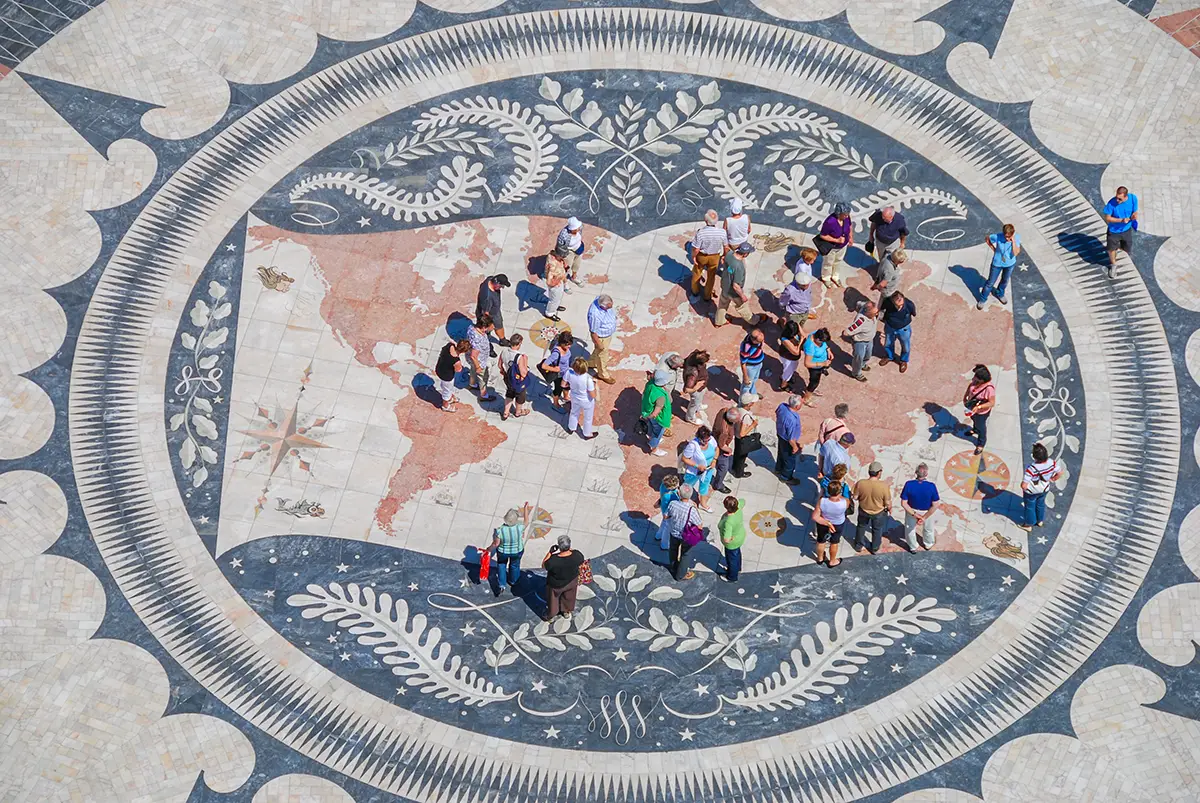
[718,496,746,582]
[656,474,682,550]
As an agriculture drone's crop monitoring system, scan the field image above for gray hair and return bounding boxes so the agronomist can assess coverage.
[787,394,803,409]
[597,294,614,308]
[667,354,685,368]
[556,534,572,550]
[704,209,719,226]
[834,403,850,418]
[892,249,909,265]
[739,391,757,406]
[724,409,739,423]
[915,463,929,480]
[881,205,895,217]
[503,508,521,526]
[678,484,694,499]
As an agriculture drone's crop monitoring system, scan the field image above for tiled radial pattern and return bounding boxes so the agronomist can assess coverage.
[1,2,1199,803]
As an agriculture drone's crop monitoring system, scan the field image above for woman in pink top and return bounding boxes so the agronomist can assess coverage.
[961,364,995,456]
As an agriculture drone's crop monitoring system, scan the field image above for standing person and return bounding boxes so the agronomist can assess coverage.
[690,209,727,301]
[870,248,907,310]
[900,463,941,552]
[499,333,530,421]
[711,406,738,493]
[564,357,598,440]
[476,274,512,345]
[775,395,804,485]
[866,206,908,264]
[555,217,586,287]
[794,247,818,277]
[488,502,531,594]
[681,350,710,425]
[815,403,851,469]
[656,473,682,550]
[538,330,573,410]
[777,270,815,329]
[1019,442,1062,531]
[434,338,470,412]
[586,294,618,385]
[543,249,568,321]
[718,496,747,583]
[977,224,1021,309]
[724,198,752,250]
[542,535,585,620]
[640,372,673,457]
[798,328,833,406]
[961,364,996,456]
[843,300,878,383]
[714,241,762,327]
[731,393,761,479]
[816,202,854,287]
[778,319,804,391]
[812,481,849,567]
[466,314,497,402]
[879,291,916,373]
[664,489,701,581]
[820,431,855,480]
[738,328,766,398]
[652,351,684,395]
[1103,185,1138,279]
[681,426,718,513]
[852,462,891,554]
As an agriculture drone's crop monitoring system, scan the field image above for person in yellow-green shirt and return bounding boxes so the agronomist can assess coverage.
[718,496,746,583]
[640,377,674,457]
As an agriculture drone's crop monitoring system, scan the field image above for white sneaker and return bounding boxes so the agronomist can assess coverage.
[652,449,668,457]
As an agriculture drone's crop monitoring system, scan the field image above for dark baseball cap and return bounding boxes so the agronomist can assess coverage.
[492,274,511,287]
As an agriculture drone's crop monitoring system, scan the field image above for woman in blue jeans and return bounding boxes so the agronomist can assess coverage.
[1019,443,1061,531]
[879,290,916,373]
[488,502,532,593]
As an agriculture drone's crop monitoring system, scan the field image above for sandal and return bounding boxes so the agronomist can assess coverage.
[827,559,842,568]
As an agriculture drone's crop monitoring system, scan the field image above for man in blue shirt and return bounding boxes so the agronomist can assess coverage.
[900,463,941,552]
[819,431,855,477]
[1102,185,1138,279]
[774,395,804,485]
[586,294,618,384]
[977,224,1021,310]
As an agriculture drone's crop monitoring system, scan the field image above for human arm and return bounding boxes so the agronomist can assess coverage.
[520,502,532,526]
[811,505,829,528]
[731,279,749,304]
[650,395,666,419]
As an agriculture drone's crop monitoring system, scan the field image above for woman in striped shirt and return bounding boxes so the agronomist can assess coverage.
[1019,442,1062,531]
[738,328,766,398]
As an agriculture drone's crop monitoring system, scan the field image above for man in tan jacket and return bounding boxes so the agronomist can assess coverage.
[852,461,892,554]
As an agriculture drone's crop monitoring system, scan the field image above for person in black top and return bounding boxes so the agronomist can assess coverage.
[866,206,908,265]
[879,291,917,373]
[476,274,511,346]
[434,339,470,411]
[542,535,585,620]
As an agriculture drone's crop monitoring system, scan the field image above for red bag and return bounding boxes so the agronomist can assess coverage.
[578,559,593,584]
[478,549,490,580]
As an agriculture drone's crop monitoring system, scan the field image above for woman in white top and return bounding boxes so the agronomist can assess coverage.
[724,198,752,249]
[811,480,849,567]
[563,356,598,440]
[1019,441,1062,531]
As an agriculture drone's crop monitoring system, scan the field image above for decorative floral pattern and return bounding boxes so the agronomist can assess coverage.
[169,281,229,489]
[1022,300,1079,508]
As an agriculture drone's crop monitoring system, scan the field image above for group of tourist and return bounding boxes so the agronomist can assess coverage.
[454,182,1129,613]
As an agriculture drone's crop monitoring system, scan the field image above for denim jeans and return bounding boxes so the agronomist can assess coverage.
[741,361,762,396]
[851,340,871,377]
[647,417,665,449]
[669,537,693,580]
[883,324,912,363]
[713,452,732,489]
[854,509,888,552]
[1023,491,1047,527]
[775,440,799,480]
[983,264,1014,301]
[495,551,523,588]
[724,547,742,582]
[970,412,990,448]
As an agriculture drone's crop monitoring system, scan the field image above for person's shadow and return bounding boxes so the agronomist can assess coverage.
[412,372,445,409]
[923,402,967,443]
[1057,232,1110,267]
[949,264,986,301]
[657,254,711,318]
[446,311,472,341]
[979,482,1025,525]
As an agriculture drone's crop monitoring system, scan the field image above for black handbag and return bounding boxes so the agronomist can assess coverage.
[737,432,763,453]
[814,237,835,255]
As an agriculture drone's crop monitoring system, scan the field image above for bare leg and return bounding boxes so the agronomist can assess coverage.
[827,543,841,567]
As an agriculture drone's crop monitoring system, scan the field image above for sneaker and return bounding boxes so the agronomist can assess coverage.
[1017,524,1033,532]
[862,365,871,372]
[562,611,572,620]
[854,374,868,383]
[976,300,985,310]
[1107,265,1115,279]
[997,294,1008,306]
[652,449,668,457]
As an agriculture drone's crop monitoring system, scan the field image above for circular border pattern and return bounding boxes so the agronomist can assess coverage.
[67,8,1179,801]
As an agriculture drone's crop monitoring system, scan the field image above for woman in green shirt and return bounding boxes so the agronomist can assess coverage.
[718,496,746,582]
[640,377,674,457]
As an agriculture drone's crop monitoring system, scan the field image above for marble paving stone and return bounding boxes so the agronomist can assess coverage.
[1,1,1199,802]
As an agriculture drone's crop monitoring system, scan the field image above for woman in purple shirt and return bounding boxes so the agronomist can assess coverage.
[817,203,853,288]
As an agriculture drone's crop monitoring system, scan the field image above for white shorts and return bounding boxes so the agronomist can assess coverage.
[437,378,457,401]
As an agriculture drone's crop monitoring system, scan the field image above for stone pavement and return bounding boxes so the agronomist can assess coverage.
[1,1,1199,801]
